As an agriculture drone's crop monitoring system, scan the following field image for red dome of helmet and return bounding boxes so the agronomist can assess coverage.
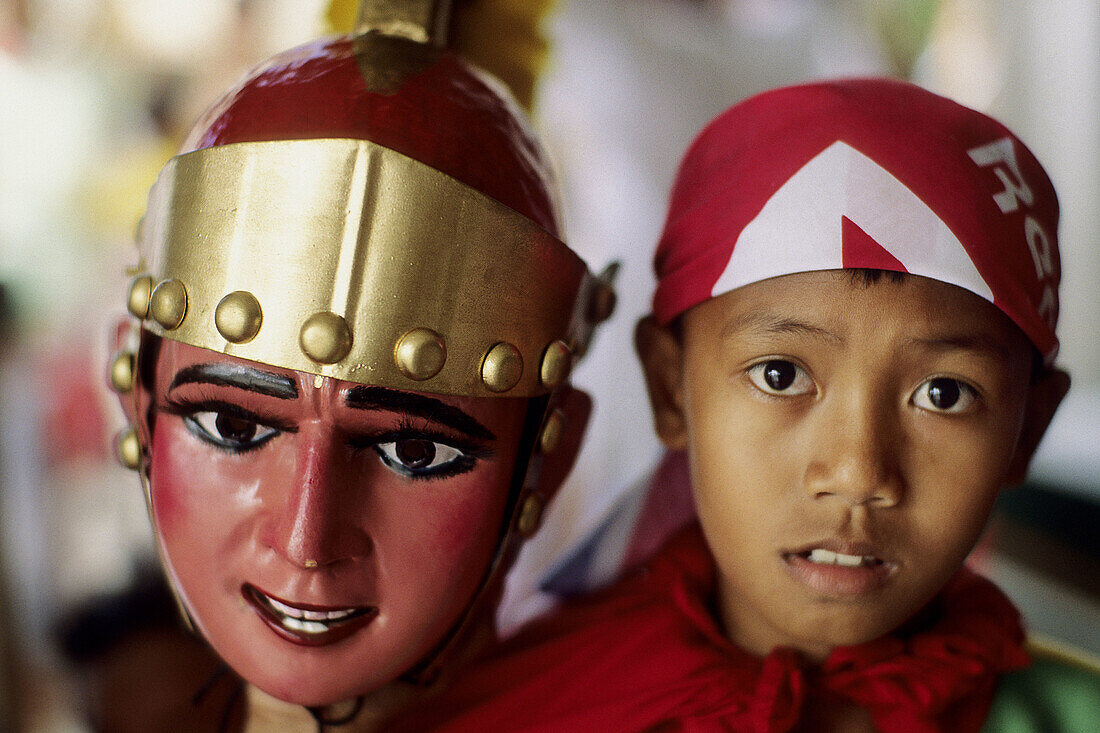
[180,34,560,235]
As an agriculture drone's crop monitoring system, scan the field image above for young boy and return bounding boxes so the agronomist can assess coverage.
[392,79,1100,732]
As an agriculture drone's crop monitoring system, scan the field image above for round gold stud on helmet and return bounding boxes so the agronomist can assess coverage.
[538,408,566,454]
[115,428,143,471]
[539,340,572,389]
[127,275,154,319]
[481,342,524,393]
[149,279,188,331]
[215,291,264,344]
[109,351,136,394]
[299,312,354,365]
[516,494,544,536]
[394,328,447,381]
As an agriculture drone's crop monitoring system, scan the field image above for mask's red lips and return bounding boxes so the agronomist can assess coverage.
[242,583,377,647]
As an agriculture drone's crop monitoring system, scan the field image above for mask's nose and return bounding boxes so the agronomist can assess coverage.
[260,425,372,569]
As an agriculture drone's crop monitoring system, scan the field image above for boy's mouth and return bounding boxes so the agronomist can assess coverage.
[242,584,377,646]
[801,548,884,568]
[783,543,895,595]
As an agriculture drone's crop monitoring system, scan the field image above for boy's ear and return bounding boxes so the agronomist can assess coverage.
[634,316,688,450]
[1006,367,1071,486]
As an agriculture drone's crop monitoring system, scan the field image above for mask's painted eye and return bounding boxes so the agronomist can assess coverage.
[185,411,280,452]
[746,360,815,396]
[911,377,977,414]
[374,438,472,479]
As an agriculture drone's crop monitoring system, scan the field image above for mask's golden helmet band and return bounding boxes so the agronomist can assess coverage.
[128,137,604,397]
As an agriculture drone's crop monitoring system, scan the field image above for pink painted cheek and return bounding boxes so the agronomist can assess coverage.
[147,431,192,538]
[421,473,510,563]
[364,474,504,597]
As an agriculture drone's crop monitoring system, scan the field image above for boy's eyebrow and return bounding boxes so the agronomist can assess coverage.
[903,333,1014,360]
[723,316,1015,360]
[169,363,299,399]
[720,311,843,344]
[344,386,496,442]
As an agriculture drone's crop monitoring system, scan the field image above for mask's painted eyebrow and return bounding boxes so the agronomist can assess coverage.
[345,386,496,442]
[169,363,299,399]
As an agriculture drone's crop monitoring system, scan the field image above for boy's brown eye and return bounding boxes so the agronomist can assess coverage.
[746,360,814,396]
[911,377,976,414]
[926,378,960,410]
[763,361,796,391]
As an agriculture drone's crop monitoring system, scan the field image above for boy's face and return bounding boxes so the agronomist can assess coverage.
[135,340,529,706]
[639,271,1066,661]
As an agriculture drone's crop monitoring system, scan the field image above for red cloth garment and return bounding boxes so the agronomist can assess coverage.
[394,524,1029,732]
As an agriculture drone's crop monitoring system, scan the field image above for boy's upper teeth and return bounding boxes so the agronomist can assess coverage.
[808,548,868,567]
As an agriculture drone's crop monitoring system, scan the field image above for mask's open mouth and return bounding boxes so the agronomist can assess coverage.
[242,583,377,647]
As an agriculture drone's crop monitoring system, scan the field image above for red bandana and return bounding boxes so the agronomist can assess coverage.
[394,524,1030,733]
[653,78,1061,364]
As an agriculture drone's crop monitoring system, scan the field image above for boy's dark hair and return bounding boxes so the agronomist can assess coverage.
[849,268,907,286]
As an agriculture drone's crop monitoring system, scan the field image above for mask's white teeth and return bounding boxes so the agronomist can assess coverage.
[808,548,837,565]
[281,616,329,635]
[268,597,300,618]
[255,590,360,625]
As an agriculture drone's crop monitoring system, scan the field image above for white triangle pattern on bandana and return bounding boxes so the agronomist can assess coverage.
[710,141,994,303]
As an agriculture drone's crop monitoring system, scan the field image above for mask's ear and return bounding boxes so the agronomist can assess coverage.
[1006,367,1070,486]
[634,316,688,450]
[536,386,591,503]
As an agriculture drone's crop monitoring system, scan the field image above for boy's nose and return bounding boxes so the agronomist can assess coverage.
[803,397,903,508]
[260,427,372,568]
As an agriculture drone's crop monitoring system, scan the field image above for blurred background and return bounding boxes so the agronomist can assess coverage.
[0,0,1096,729]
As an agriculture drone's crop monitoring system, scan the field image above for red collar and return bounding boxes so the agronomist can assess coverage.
[655,525,1030,733]
[390,523,1029,733]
